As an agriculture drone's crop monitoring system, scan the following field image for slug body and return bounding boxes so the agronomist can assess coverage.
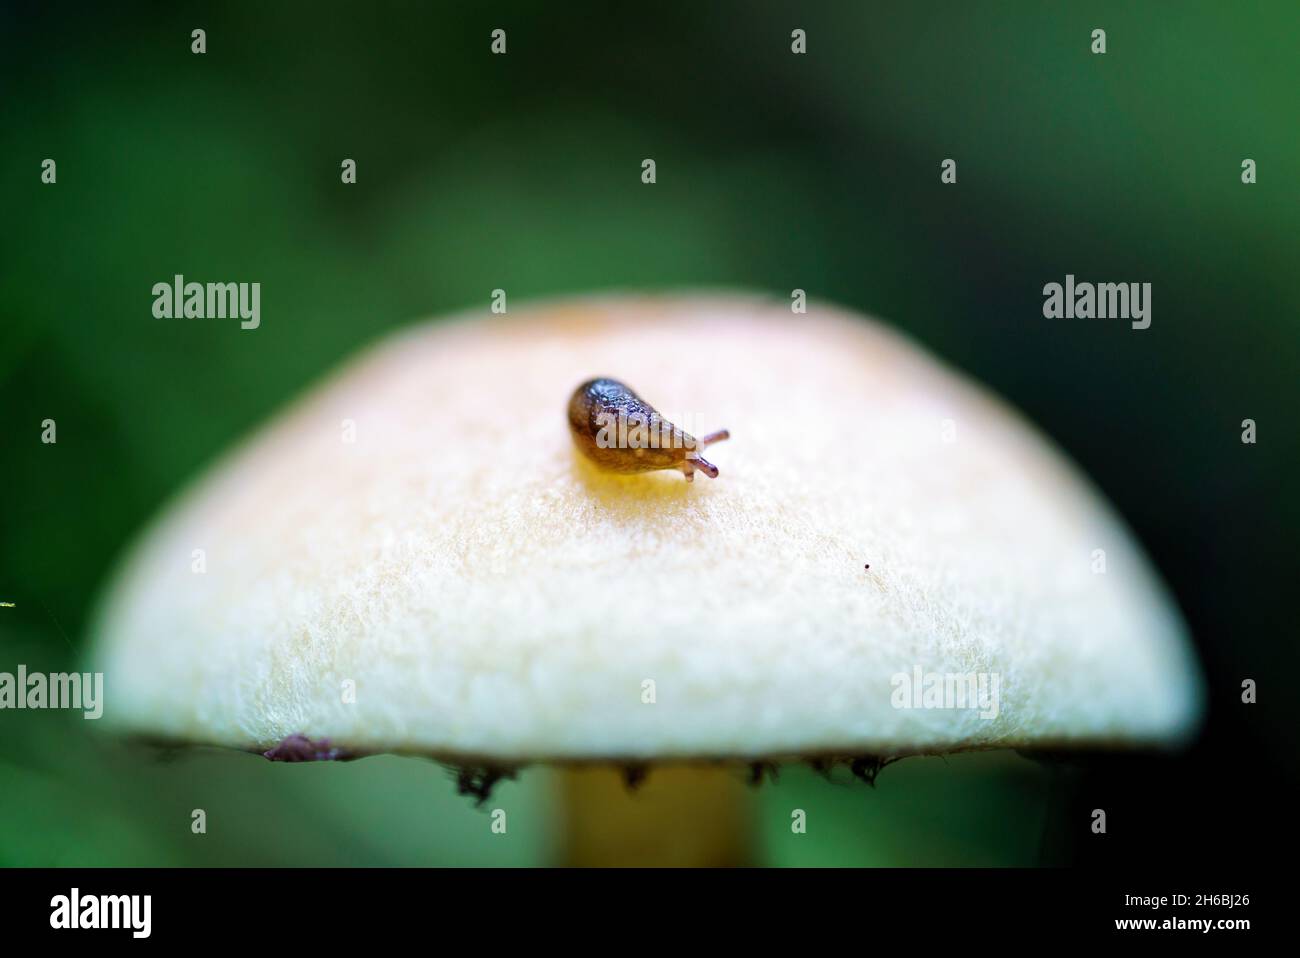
[567,378,729,481]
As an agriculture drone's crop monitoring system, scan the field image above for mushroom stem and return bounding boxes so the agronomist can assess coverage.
[558,765,752,866]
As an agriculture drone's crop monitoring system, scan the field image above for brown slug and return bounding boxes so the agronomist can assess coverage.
[567,378,730,481]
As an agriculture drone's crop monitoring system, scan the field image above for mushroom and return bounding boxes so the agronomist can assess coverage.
[89,294,1203,865]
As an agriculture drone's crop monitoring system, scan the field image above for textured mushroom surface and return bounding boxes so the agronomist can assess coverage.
[90,295,1203,761]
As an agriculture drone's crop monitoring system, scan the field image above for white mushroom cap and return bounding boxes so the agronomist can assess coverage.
[90,295,1203,762]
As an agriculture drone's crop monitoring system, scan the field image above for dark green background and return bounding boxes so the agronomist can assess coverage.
[2,1,1296,866]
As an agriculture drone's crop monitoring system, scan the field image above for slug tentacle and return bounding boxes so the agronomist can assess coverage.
[685,456,719,481]
[567,378,730,481]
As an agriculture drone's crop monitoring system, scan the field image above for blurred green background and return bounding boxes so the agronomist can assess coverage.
[2,1,1296,866]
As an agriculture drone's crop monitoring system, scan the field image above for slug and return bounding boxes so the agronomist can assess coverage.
[567,378,730,481]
